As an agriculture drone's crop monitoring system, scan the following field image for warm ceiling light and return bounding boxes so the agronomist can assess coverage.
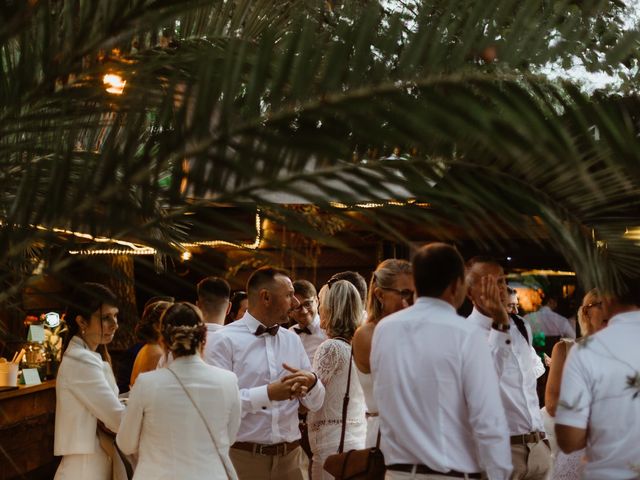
[181,251,192,261]
[103,73,126,95]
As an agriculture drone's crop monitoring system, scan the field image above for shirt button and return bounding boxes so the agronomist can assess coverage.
[262,406,267,410]
[506,339,511,345]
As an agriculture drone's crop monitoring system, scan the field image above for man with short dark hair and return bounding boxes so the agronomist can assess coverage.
[372,243,511,480]
[289,280,326,364]
[208,266,325,480]
[197,276,231,365]
[555,278,640,479]
[466,257,549,480]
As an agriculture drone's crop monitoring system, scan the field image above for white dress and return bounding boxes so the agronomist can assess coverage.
[355,368,379,448]
[309,339,366,480]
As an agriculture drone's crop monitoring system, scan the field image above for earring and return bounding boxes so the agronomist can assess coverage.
[81,329,86,336]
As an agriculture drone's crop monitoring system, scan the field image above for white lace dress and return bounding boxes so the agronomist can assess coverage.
[308,339,366,480]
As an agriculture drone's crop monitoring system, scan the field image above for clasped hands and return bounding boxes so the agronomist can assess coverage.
[267,363,316,401]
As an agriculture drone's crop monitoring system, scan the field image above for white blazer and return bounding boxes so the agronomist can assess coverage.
[117,355,241,480]
[54,336,125,455]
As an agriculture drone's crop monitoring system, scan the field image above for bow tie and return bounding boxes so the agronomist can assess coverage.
[255,324,280,336]
[294,326,312,335]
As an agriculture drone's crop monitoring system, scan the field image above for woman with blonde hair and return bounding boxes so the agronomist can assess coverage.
[351,259,413,447]
[544,289,606,479]
[117,302,241,479]
[309,280,365,480]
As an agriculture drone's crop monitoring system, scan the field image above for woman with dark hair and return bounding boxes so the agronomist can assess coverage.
[224,291,248,325]
[129,301,172,386]
[117,302,241,479]
[351,259,413,447]
[54,282,127,479]
[309,280,365,480]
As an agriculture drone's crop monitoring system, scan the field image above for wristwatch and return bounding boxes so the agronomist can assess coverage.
[491,321,510,332]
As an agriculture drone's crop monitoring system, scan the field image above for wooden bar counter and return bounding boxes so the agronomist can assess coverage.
[0,381,58,479]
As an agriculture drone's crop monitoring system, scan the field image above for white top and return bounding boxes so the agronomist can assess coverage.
[372,298,512,480]
[467,308,545,436]
[207,312,326,444]
[289,315,327,364]
[55,336,124,455]
[308,339,366,452]
[525,306,576,338]
[202,323,224,366]
[355,368,377,414]
[555,311,640,480]
[117,355,241,480]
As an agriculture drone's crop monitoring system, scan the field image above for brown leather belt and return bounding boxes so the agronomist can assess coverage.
[510,431,546,445]
[232,440,301,456]
[388,464,482,479]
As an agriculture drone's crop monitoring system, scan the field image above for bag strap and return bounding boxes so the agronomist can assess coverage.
[337,345,354,454]
[167,367,236,480]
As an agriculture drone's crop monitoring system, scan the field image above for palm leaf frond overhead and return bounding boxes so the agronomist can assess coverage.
[1,0,639,300]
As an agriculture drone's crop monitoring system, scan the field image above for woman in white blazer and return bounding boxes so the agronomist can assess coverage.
[54,282,126,479]
[117,302,241,480]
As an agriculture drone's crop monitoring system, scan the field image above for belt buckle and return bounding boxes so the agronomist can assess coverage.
[255,444,268,455]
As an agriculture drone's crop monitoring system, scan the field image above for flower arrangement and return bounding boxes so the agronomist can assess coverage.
[42,313,66,363]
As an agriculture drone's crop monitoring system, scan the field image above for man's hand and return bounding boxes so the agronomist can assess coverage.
[282,363,316,398]
[478,275,509,325]
[266,364,317,401]
[267,377,301,401]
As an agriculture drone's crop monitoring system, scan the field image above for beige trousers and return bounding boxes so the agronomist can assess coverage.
[510,441,552,480]
[230,446,309,480]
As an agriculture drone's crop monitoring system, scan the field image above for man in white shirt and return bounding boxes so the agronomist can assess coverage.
[208,266,325,480]
[466,257,550,480]
[197,276,231,365]
[372,243,512,480]
[525,297,575,338]
[555,279,640,479]
[288,280,327,364]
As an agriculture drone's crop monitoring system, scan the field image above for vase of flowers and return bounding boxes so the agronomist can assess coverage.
[42,314,66,379]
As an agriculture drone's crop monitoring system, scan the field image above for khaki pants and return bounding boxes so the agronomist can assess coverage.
[230,446,309,480]
[510,441,551,480]
[386,472,480,480]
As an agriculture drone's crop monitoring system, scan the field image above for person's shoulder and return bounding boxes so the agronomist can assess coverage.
[202,362,239,384]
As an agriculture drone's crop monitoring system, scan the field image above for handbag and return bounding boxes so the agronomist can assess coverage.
[323,346,385,480]
[167,367,238,480]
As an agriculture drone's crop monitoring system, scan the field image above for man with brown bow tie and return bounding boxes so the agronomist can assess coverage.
[208,266,325,480]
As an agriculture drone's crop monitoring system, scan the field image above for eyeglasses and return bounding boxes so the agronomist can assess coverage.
[292,300,315,312]
[583,301,603,310]
[381,287,415,304]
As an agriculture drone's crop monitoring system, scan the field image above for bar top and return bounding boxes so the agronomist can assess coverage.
[0,379,56,401]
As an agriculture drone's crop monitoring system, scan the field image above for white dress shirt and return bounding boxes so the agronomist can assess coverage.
[207,312,325,444]
[525,306,576,338]
[556,311,640,480]
[467,308,545,436]
[372,298,512,480]
[203,323,224,366]
[117,355,241,480]
[289,315,327,364]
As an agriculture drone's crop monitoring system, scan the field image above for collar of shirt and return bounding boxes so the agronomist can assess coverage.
[467,307,493,331]
[414,296,458,313]
[242,311,275,335]
[206,323,224,333]
[607,310,640,327]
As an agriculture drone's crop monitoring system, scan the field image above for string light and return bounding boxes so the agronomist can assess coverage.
[68,211,263,255]
[329,200,428,209]
[103,74,126,95]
